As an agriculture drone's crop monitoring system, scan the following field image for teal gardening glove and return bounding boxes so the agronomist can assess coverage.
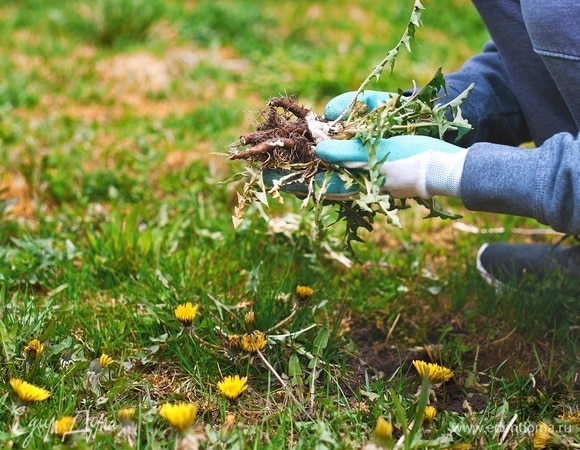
[316,135,466,199]
[319,91,467,199]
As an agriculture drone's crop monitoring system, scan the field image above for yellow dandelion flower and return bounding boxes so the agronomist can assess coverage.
[412,360,454,383]
[295,285,314,302]
[244,311,256,331]
[217,375,248,401]
[240,331,267,353]
[118,408,136,424]
[159,402,198,432]
[374,416,393,440]
[560,411,580,425]
[533,421,559,449]
[24,339,44,357]
[423,405,437,421]
[174,302,199,327]
[53,416,75,436]
[99,353,113,368]
[10,378,50,403]
[448,445,472,450]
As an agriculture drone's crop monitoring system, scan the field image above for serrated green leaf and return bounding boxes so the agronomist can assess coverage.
[313,328,329,355]
[289,353,303,378]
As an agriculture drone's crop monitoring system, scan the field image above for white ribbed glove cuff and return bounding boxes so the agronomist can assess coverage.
[425,149,468,198]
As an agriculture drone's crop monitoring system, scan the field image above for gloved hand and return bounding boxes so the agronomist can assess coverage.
[262,168,358,200]
[324,90,397,121]
[316,135,467,199]
[319,90,467,199]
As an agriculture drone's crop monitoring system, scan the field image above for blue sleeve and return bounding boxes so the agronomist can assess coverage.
[460,132,580,235]
[437,41,532,147]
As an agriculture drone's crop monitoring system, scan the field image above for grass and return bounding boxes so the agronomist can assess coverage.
[0,0,578,448]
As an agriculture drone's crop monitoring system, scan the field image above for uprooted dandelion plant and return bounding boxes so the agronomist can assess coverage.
[228,0,473,253]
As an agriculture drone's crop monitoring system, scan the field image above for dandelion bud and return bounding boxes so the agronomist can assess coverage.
[24,339,44,360]
[374,416,393,441]
[117,408,138,447]
[60,348,74,371]
[88,359,102,375]
[99,353,113,368]
[423,405,437,421]
[244,311,256,331]
[295,285,313,303]
[228,334,241,350]
[53,416,75,437]
[118,408,136,425]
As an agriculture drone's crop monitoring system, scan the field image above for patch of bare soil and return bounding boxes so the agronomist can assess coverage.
[0,171,35,219]
[97,51,173,95]
[345,309,576,414]
[93,46,249,116]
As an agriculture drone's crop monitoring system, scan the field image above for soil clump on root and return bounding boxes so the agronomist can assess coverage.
[229,96,321,167]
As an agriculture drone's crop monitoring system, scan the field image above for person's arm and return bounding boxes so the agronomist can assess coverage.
[434,41,532,147]
[461,132,580,235]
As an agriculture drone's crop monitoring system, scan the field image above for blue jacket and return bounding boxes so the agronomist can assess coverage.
[440,0,580,234]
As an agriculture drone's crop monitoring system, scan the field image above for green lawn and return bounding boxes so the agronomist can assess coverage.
[0,0,578,448]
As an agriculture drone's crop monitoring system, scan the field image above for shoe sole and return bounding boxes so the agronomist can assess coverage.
[476,243,507,294]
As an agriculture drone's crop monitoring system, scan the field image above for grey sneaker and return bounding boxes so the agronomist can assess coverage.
[476,241,580,290]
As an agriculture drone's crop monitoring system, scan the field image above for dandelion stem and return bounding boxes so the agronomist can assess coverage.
[256,349,287,388]
[264,303,298,334]
[384,312,400,345]
[393,419,414,450]
[345,0,424,123]
[499,413,517,445]
[309,362,317,414]
[256,349,312,420]
[188,331,221,352]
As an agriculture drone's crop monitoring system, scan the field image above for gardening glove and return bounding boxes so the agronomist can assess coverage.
[323,90,397,120]
[315,135,467,199]
[262,168,358,200]
[317,89,467,199]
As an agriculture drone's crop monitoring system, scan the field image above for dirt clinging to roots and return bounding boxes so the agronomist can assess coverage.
[229,96,320,166]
